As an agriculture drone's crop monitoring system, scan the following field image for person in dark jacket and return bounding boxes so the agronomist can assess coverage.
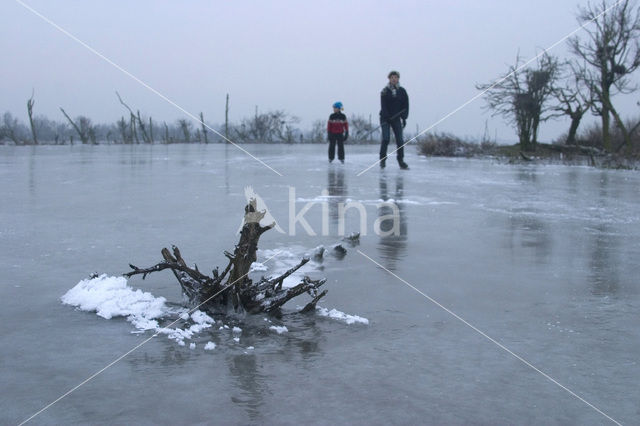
[379,70,409,169]
[327,101,349,163]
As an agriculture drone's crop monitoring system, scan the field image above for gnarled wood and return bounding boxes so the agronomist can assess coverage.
[124,199,328,315]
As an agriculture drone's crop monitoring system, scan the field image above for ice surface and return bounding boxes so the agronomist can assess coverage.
[6,145,640,424]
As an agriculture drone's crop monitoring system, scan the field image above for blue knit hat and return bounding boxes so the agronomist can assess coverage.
[333,101,343,109]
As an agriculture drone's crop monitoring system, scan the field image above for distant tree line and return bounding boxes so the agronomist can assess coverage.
[0,108,389,146]
[0,88,385,146]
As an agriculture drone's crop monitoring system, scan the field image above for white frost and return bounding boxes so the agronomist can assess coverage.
[204,342,216,350]
[316,307,369,325]
[191,310,214,325]
[62,275,218,347]
[61,274,167,329]
[250,262,268,272]
[269,325,288,334]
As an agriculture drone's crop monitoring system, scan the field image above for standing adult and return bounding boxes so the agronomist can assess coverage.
[327,101,349,163]
[379,71,409,169]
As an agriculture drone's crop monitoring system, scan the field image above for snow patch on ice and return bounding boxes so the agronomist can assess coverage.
[250,262,268,272]
[62,275,219,346]
[269,325,288,334]
[204,342,216,350]
[316,307,369,325]
[61,274,167,330]
[191,310,214,325]
[155,311,214,345]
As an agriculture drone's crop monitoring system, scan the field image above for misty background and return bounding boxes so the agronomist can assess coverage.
[1,0,639,143]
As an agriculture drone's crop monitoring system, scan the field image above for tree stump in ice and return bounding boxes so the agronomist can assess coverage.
[124,199,327,315]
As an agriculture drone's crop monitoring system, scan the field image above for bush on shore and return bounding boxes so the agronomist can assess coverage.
[416,132,496,157]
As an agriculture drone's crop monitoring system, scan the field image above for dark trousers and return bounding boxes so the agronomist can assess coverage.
[328,134,345,161]
[380,118,404,161]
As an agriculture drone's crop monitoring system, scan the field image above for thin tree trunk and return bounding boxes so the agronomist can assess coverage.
[163,122,169,144]
[566,114,582,145]
[200,112,208,144]
[601,84,612,151]
[610,107,631,153]
[59,108,89,145]
[130,114,140,144]
[137,110,151,143]
[27,92,38,145]
[225,94,230,143]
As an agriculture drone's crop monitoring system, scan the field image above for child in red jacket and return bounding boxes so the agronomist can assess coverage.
[327,101,349,163]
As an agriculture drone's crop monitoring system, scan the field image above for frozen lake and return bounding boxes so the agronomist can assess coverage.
[1,143,639,425]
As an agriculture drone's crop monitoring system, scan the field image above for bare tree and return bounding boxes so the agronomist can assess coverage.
[1,112,27,144]
[163,122,171,143]
[569,0,640,151]
[199,112,208,144]
[551,61,594,145]
[27,91,38,145]
[231,109,296,143]
[136,110,152,143]
[477,52,559,150]
[275,113,300,143]
[60,108,95,144]
[308,119,326,143]
[349,114,377,143]
[149,117,154,142]
[117,116,131,144]
[225,94,230,142]
[115,92,152,143]
[177,119,192,142]
[31,115,65,143]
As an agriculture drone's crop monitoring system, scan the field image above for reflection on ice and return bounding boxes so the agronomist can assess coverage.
[377,174,408,271]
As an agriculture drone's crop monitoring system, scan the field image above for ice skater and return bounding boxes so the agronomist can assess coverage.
[379,71,409,169]
[327,101,349,163]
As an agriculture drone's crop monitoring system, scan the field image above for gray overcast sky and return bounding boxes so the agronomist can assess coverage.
[1,0,638,142]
